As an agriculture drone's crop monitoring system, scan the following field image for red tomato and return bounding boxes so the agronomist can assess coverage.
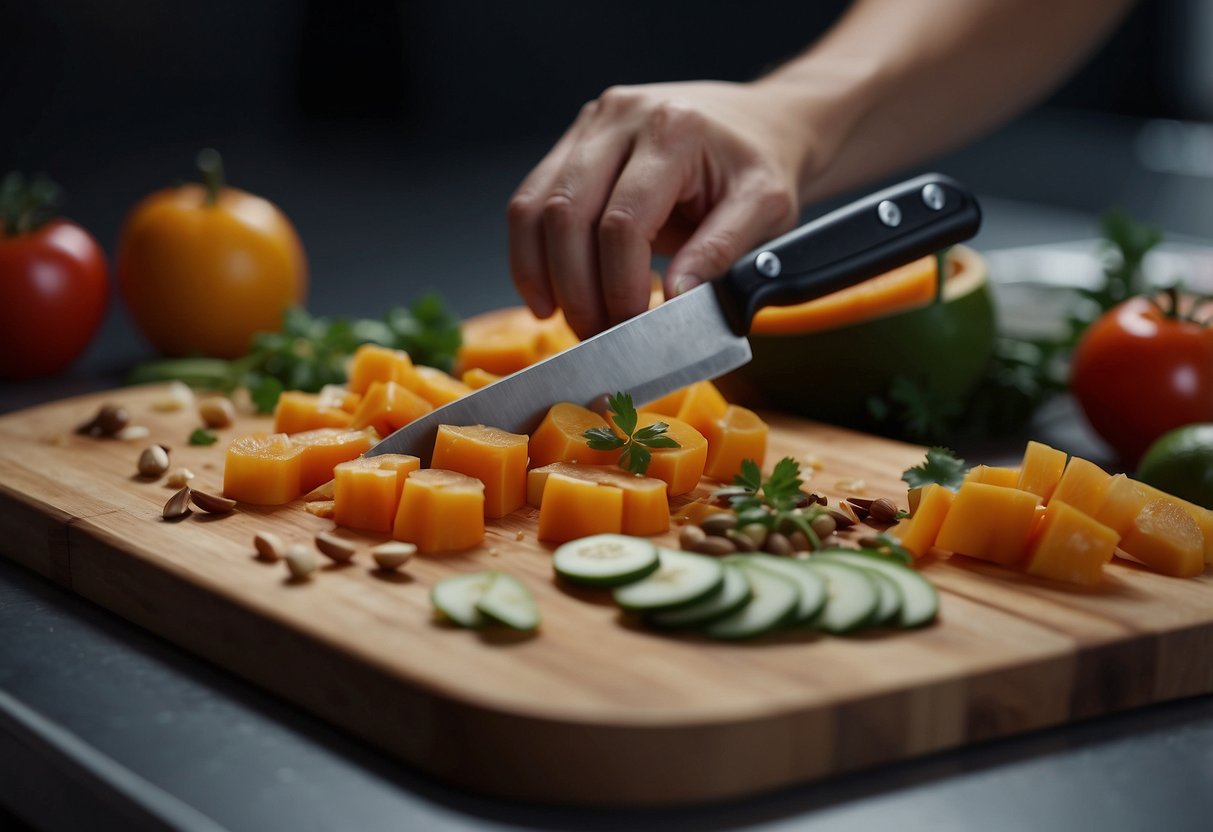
[1070,294,1213,465]
[0,219,109,379]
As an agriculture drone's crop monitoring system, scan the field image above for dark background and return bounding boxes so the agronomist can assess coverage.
[2,0,1211,393]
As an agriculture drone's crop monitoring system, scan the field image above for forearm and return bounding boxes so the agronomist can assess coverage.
[759,0,1137,202]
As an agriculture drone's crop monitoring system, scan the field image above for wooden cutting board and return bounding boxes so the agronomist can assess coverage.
[1,384,1211,805]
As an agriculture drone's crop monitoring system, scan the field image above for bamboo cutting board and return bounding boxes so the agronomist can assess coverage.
[1,384,1211,805]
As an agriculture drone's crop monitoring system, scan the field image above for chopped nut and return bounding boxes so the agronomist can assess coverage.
[826,507,856,529]
[788,530,812,552]
[77,404,129,437]
[137,445,170,478]
[284,544,317,581]
[692,535,737,556]
[737,522,769,550]
[303,480,335,502]
[253,531,286,562]
[764,532,793,556]
[165,467,195,488]
[162,487,192,520]
[198,397,236,429]
[315,532,357,563]
[115,425,151,442]
[678,524,707,550]
[190,489,236,514]
[845,497,873,520]
[371,541,416,570]
[152,382,196,412]
[700,513,738,536]
[726,529,759,552]
[810,513,837,538]
[303,500,335,518]
[869,497,900,523]
[514,530,525,542]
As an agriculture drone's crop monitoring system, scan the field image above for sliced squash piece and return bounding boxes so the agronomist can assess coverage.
[392,469,485,552]
[333,454,420,532]
[223,433,305,505]
[527,462,669,536]
[963,464,1021,488]
[272,390,354,434]
[1049,456,1112,516]
[414,365,473,407]
[290,427,378,493]
[1016,441,1068,501]
[935,481,1041,566]
[1118,498,1204,578]
[349,380,433,438]
[537,473,625,543]
[528,402,618,468]
[347,344,418,395]
[431,424,529,518]
[702,404,768,482]
[461,367,502,389]
[894,483,955,558]
[1026,500,1119,586]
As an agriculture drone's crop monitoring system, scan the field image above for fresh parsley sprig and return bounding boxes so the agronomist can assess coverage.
[901,446,966,491]
[713,457,827,548]
[583,392,679,476]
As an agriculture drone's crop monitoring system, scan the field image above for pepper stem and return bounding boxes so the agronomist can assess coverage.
[196,148,225,206]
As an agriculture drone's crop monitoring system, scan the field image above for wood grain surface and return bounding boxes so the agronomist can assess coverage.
[1,384,1210,805]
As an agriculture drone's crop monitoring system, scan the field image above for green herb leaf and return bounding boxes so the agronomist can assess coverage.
[249,376,285,415]
[618,443,652,476]
[607,392,637,437]
[584,391,680,476]
[762,457,803,510]
[733,459,763,494]
[583,427,625,451]
[902,447,966,491]
[189,428,218,446]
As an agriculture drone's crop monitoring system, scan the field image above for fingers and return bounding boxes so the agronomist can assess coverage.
[664,175,797,298]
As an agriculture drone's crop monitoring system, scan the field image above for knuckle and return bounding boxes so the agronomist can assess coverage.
[647,101,704,148]
[597,206,639,245]
[507,192,538,227]
[695,229,744,273]
[597,84,637,111]
[541,190,580,230]
[748,176,798,226]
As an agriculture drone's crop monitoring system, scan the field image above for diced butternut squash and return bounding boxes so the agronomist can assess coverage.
[1137,481,1213,566]
[333,454,420,532]
[349,380,433,438]
[643,380,728,441]
[318,384,362,413]
[702,405,768,482]
[290,427,378,493]
[537,473,624,543]
[894,483,955,558]
[272,390,354,434]
[1026,500,1119,586]
[528,403,619,468]
[527,462,669,536]
[223,433,305,505]
[1093,474,1152,538]
[1049,456,1112,516]
[455,307,578,376]
[535,310,579,355]
[963,465,1021,488]
[1118,498,1204,578]
[1016,441,1068,501]
[392,469,485,552]
[431,424,529,518]
[624,412,708,497]
[641,386,688,417]
[461,367,502,389]
[413,366,473,407]
[935,482,1041,565]
[347,344,418,394]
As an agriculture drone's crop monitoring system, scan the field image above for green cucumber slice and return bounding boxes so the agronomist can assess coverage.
[476,573,540,631]
[745,554,827,624]
[702,562,800,640]
[810,550,939,628]
[431,571,496,627]
[553,534,659,587]
[647,565,752,629]
[613,548,724,612]
[801,559,880,634]
[865,569,902,626]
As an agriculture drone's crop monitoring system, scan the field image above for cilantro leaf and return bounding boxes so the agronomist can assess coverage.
[762,457,803,509]
[901,446,966,491]
[619,443,652,476]
[607,392,637,437]
[584,427,625,451]
[733,459,763,493]
[584,391,680,475]
[189,428,218,446]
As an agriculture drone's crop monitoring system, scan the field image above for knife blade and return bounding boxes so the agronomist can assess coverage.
[368,172,981,464]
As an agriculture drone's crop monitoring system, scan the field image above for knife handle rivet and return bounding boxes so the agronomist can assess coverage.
[877,200,902,227]
[921,183,946,210]
[755,251,781,278]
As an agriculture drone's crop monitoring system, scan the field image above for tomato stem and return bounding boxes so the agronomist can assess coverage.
[0,172,61,237]
[196,149,225,207]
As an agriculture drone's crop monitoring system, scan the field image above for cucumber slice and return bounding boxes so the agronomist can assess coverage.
[647,565,752,629]
[745,554,827,624]
[801,559,880,634]
[865,569,902,626]
[810,551,939,628]
[431,571,496,627]
[553,534,659,587]
[702,562,799,640]
[613,548,724,612]
[476,573,540,631]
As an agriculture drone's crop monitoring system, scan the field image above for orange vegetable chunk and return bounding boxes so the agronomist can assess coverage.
[528,403,618,468]
[1093,474,1152,537]
[527,462,669,536]
[1049,456,1112,516]
[272,390,354,434]
[431,424,529,518]
[290,427,378,492]
[392,469,485,552]
[537,473,624,543]
[1137,481,1213,566]
[703,405,768,482]
[1118,498,1204,578]
[894,483,955,558]
[963,465,1021,488]
[333,454,421,532]
[347,344,418,395]
[935,481,1041,565]
[629,412,707,497]
[1016,441,1068,501]
[641,386,688,418]
[413,365,473,407]
[1026,500,1119,586]
[349,380,433,438]
[673,381,729,440]
[461,367,502,389]
[223,433,305,505]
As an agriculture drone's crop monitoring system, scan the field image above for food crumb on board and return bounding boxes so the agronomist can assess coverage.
[515,531,524,541]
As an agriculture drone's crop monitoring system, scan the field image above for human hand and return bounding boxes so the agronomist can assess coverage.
[507,81,810,339]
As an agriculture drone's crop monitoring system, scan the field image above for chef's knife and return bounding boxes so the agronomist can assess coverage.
[368,173,980,464]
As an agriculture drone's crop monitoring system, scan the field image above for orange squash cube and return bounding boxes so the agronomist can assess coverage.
[349,380,433,438]
[894,483,955,558]
[456,308,545,376]
[528,402,619,468]
[1016,441,1068,501]
[963,465,1021,488]
[272,390,354,434]
[392,469,485,552]
[631,412,707,497]
[413,366,473,407]
[290,427,378,493]
[1137,481,1213,566]
[223,433,305,505]
[702,405,768,482]
[460,367,502,389]
[641,385,688,417]
[1118,498,1204,578]
[527,462,669,536]
[318,384,362,413]
[1050,456,1112,516]
[1093,474,1152,537]
[935,481,1041,565]
[347,344,418,395]
[1026,500,1119,586]
[537,473,624,543]
[431,424,529,518]
[333,454,420,532]
[535,310,579,356]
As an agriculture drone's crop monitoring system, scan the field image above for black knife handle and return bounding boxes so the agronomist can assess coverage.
[712,173,981,335]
